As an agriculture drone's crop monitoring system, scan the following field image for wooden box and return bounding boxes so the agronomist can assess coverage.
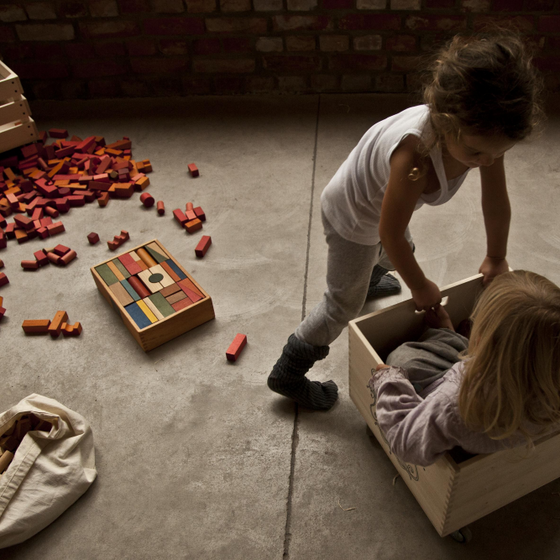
[349,273,560,537]
[91,239,215,352]
[0,60,38,154]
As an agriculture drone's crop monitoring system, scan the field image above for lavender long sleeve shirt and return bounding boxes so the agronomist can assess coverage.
[369,362,542,467]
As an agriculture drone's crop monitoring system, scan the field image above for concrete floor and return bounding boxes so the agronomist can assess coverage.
[2,94,560,559]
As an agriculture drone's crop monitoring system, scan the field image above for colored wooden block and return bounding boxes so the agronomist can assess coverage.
[195,235,212,258]
[112,258,130,279]
[62,322,83,337]
[33,250,48,267]
[171,296,193,312]
[47,251,61,265]
[118,253,143,275]
[48,128,68,138]
[121,278,141,301]
[160,283,182,298]
[185,209,197,222]
[166,290,188,305]
[137,299,157,323]
[21,259,39,270]
[194,206,206,222]
[127,275,151,299]
[46,221,65,235]
[149,264,174,287]
[124,302,152,330]
[0,272,9,287]
[98,192,110,207]
[48,310,68,338]
[15,229,29,244]
[143,297,164,321]
[173,209,188,226]
[110,282,134,307]
[136,247,157,268]
[140,192,155,208]
[95,263,119,286]
[59,249,77,266]
[22,319,51,334]
[185,219,202,234]
[148,292,175,318]
[106,260,125,282]
[157,201,165,215]
[178,277,204,299]
[160,260,183,282]
[188,163,199,177]
[145,245,167,264]
[138,269,163,293]
[0,260,3,269]
[226,333,247,362]
[53,244,70,256]
[179,281,202,303]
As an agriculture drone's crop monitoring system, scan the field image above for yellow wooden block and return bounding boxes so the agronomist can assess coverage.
[143,297,164,321]
[137,299,158,323]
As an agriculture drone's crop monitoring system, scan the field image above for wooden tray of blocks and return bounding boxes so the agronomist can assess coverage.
[0,60,39,154]
[91,239,215,351]
[349,273,560,537]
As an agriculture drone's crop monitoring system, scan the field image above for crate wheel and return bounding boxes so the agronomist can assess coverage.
[450,527,472,543]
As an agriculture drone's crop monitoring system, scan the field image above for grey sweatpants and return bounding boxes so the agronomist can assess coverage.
[295,210,413,348]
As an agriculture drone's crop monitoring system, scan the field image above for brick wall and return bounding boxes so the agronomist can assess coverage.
[1,0,559,98]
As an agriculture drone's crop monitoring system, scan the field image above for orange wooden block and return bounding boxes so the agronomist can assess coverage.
[62,322,82,337]
[22,319,51,334]
[226,333,247,362]
[185,219,202,233]
[48,310,68,338]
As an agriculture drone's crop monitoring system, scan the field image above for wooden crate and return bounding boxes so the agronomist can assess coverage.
[91,239,215,352]
[0,60,38,154]
[349,273,560,537]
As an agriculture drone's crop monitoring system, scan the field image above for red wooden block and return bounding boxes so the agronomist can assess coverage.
[46,221,65,235]
[98,192,110,207]
[47,251,62,265]
[188,163,199,177]
[195,235,212,258]
[37,226,49,239]
[118,253,143,275]
[87,232,99,245]
[21,260,39,270]
[173,209,188,226]
[48,128,68,138]
[0,259,3,268]
[127,275,151,299]
[140,192,154,208]
[157,201,165,215]
[178,280,203,303]
[34,250,49,266]
[194,206,206,222]
[60,249,77,265]
[185,209,197,221]
[226,333,247,362]
[62,321,82,336]
[44,206,60,218]
[171,296,193,312]
[53,244,70,256]
[0,230,6,249]
[107,240,119,251]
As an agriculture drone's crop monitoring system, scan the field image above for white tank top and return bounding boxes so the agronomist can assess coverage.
[321,105,470,245]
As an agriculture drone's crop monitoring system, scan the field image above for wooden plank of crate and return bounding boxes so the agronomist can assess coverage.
[0,95,30,124]
[0,60,23,101]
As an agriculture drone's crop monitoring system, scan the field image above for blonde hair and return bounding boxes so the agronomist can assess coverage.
[459,271,560,443]
[408,30,545,181]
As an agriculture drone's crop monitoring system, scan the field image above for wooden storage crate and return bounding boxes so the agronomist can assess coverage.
[91,239,215,351]
[0,60,38,154]
[349,273,560,538]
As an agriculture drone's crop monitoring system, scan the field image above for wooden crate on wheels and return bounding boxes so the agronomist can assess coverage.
[0,60,39,154]
[349,273,560,542]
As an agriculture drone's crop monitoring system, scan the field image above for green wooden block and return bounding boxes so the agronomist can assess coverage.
[121,279,140,301]
[145,245,167,264]
[112,258,131,279]
[149,292,175,318]
[95,263,119,286]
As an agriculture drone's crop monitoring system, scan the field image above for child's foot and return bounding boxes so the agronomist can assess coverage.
[367,273,401,299]
[267,334,338,410]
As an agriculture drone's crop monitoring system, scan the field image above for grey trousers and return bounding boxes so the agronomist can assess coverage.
[295,210,413,348]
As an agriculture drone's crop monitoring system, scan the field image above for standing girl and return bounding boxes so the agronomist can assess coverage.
[268,32,544,411]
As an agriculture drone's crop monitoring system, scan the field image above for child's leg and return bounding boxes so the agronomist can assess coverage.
[386,328,469,393]
[267,211,378,410]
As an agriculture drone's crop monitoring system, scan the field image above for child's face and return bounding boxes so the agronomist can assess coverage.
[444,132,517,169]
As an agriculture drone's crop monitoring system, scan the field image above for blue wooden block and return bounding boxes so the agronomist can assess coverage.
[125,302,151,329]
[163,259,186,280]
[121,279,140,301]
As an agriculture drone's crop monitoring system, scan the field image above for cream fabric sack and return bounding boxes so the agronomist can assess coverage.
[0,394,97,549]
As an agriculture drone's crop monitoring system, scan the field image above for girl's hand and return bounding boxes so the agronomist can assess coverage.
[410,279,442,311]
[425,305,455,331]
[479,256,509,286]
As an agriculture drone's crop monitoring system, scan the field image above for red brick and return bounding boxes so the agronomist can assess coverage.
[0,25,16,42]
[538,15,560,32]
[131,57,188,73]
[152,77,183,95]
[391,55,422,72]
[386,34,416,52]
[11,61,70,80]
[529,0,555,9]
[340,14,400,30]
[245,75,275,92]
[206,17,267,33]
[60,1,89,17]
[375,74,405,92]
[73,60,128,78]
[405,15,467,31]
[353,35,382,51]
[144,17,205,35]
[182,76,212,94]
[264,55,322,72]
[193,58,255,73]
[319,35,349,51]
[223,37,252,53]
[95,42,127,57]
[424,0,454,5]
[311,74,338,90]
[460,0,491,11]
[89,79,122,97]
[126,39,158,56]
[119,0,150,12]
[159,40,189,55]
[16,23,75,41]
[90,0,120,17]
[152,0,185,11]
[35,44,65,59]
[221,0,252,10]
[329,54,387,71]
[278,76,308,91]
[286,35,316,51]
[2,44,35,59]
[491,0,523,9]
[213,75,245,93]
[0,5,27,22]
[65,43,96,58]
[534,56,560,72]
[341,74,371,91]
[186,0,218,12]
[545,36,560,51]
[273,15,332,31]
[80,20,140,38]
[323,0,354,8]
[193,38,221,54]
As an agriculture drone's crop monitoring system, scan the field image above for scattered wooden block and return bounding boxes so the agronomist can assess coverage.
[185,218,202,234]
[0,273,9,287]
[195,235,212,258]
[34,250,49,266]
[98,192,110,207]
[53,244,70,256]
[21,260,39,270]
[0,296,5,320]
[59,249,77,266]
[22,319,51,334]
[157,201,165,215]
[48,310,68,338]
[173,209,188,226]
[62,322,82,337]
[88,232,100,245]
[194,206,206,222]
[188,163,199,177]
[140,192,155,208]
[48,128,68,138]
[226,333,247,362]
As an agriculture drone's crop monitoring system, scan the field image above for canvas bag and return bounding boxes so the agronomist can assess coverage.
[0,394,97,549]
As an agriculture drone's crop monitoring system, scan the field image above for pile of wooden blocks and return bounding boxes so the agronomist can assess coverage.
[22,310,82,337]
[0,413,52,477]
[21,244,77,270]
